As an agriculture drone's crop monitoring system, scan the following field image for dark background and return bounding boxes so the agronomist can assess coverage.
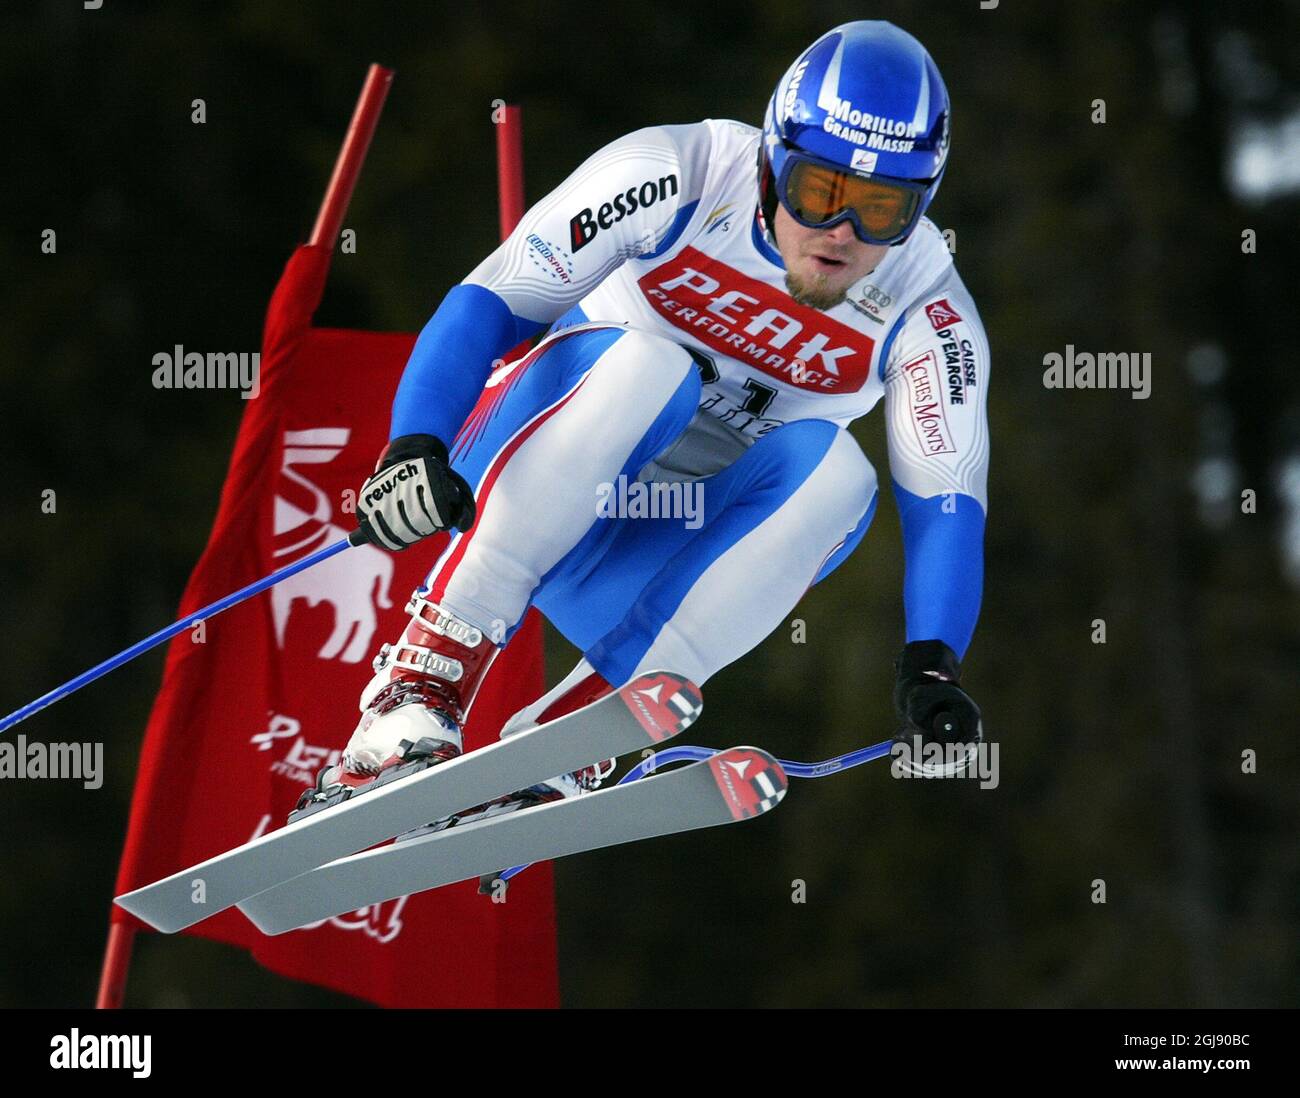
[1,0,1296,1008]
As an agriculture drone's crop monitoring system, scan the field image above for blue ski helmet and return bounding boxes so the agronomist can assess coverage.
[759,21,951,245]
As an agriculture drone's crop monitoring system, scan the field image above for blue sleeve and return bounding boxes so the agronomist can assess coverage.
[892,481,985,661]
[389,283,545,443]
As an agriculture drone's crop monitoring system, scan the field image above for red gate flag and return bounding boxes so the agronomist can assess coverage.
[109,242,558,1008]
[106,78,558,1007]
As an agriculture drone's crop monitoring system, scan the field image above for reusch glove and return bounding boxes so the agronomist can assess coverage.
[355,434,476,551]
[892,639,982,747]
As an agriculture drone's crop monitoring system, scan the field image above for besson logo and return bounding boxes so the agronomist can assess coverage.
[570,174,679,252]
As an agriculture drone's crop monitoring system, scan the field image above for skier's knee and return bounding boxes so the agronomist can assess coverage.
[597,329,699,392]
[758,418,874,480]
[749,417,839,458]
[823,428,878,515]
[750,420,877,524]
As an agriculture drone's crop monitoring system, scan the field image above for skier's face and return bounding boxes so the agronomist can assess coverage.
[774,204,888,311]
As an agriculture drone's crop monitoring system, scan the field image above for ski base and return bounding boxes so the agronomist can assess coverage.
[114,671,701,933]
[239,746,788,935]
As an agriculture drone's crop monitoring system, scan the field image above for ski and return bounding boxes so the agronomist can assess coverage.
[239,745,788,935]
[114,671,701,933]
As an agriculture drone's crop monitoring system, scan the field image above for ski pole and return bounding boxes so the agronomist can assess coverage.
[496,737,895,883]
[0,530,366,735]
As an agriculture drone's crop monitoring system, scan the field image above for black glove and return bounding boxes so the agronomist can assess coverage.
[892,639,982,747]
[355,434,476,551]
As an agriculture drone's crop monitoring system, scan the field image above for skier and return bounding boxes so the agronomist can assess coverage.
[298,19,988,821]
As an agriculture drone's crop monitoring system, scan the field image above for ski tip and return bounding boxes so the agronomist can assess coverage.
[112,891,185,935]
[618,671,703,743]
[111,891,146,922]
[236,898,292,937]
[707,747,788,821]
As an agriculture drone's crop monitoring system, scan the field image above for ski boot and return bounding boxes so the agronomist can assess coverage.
[289,592,501,824]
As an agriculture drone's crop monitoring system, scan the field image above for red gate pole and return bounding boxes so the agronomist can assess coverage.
[496,104,525,237]
[310,64,394,248]
[95,62,396,1009]
[495,104,530,373]
[93,922,135,1009]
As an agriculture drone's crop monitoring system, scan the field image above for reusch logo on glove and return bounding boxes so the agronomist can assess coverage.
[365,462,420,506]
[569,174,679,252]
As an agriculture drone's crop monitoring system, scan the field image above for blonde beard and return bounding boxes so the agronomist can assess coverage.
[784,271,849,311]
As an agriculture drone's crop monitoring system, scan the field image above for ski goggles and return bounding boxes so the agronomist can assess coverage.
[775,150,929,245]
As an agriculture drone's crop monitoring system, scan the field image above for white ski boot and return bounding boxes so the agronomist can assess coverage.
[290,592,501,823]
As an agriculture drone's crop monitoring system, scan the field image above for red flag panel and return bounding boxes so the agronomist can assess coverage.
[111,245,558,1008]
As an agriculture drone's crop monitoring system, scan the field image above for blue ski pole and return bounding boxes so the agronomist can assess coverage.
[495,737,896,884]
[0,530,367,734]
